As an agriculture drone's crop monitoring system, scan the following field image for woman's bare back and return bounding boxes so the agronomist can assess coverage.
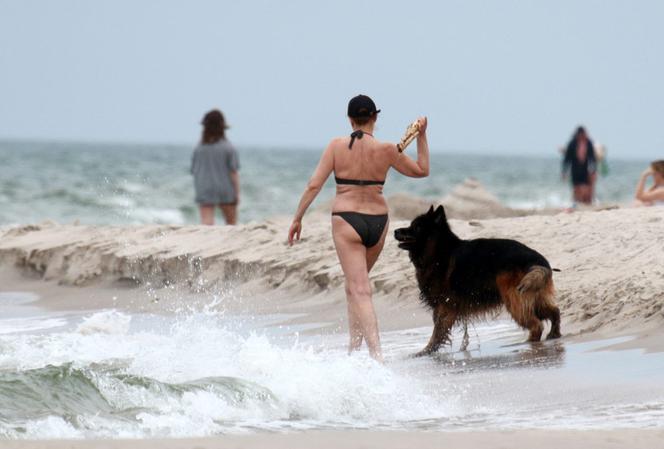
[331,134,396,214]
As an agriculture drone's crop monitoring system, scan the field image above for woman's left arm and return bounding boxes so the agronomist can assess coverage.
[288,143,334,245]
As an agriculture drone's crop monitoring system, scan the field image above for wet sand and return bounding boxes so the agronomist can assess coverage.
[4,429,664,449]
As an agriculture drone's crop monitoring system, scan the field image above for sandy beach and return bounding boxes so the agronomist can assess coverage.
[2,205,663,343]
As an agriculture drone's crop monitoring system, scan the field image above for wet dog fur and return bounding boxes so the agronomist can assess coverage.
[394,205,561,356]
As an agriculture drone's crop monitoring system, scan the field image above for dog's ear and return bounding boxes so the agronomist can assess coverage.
[427,205,435,215]
[433,205,447,226]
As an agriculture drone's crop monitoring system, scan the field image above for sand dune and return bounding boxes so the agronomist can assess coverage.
[1,205,663,343]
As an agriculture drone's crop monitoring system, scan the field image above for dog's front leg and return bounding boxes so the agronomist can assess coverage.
[413,306,457,357]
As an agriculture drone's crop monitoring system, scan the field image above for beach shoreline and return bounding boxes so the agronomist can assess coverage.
[3,429,664,449]
[1,206,662,342]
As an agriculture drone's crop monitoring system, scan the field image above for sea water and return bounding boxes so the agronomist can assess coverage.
[0,139,649,226]
[1,290,663,439]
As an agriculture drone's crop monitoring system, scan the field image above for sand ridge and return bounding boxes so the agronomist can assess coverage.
[1,206,663,341]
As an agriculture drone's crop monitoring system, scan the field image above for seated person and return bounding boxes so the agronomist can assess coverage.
[634,160,664,206]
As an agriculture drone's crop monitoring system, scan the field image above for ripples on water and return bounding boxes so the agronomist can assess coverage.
[0,140,649,225]
[1,292,663,439]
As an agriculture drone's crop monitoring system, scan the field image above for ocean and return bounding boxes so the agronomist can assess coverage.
[1,294,663,438]
[0,139,649,226]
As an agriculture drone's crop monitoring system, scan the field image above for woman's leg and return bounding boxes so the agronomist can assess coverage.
[365,218,389,272]
[579,184,592,204]
[332,216,383,362]
[199,205,215,225]
[220,204,237,225]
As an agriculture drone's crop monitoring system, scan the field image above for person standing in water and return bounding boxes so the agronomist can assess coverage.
[562,126,597,205]
[287,95,430,361]
[191,109,240,225]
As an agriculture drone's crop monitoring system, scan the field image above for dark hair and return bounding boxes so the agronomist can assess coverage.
[201,109,227,144]
[652,160,664,176]
[350,114,377,127]
[573,126,587,141]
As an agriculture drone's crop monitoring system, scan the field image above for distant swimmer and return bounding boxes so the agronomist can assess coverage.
[288,94,430,362]
[191,109,240,225]
[562,126,597,205]
[634,160,664,206]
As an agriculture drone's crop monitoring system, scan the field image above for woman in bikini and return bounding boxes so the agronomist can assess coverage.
[634,159,664,206]
[288,95,429,361]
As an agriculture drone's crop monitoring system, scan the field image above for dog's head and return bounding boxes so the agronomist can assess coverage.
[394,205,453,255]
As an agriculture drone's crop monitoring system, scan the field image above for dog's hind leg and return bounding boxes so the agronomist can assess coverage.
[460,320,470,352]
[498,271,544,342]
[542,304,561,340]
[414,305,457,357]
[536,291,561,340]
[531,271,562,340]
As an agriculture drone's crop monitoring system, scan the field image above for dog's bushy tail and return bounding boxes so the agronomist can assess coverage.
[516,266,555,319]
[517,266,550,293]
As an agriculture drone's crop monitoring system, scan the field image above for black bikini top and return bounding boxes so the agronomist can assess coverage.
[335,177,384,186]
[336,130,385,186]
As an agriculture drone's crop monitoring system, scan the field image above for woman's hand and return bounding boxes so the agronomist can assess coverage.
[288,220,302,246]
[642,167,654,178]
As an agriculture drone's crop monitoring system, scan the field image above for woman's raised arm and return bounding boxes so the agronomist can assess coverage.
[391,117,430,178]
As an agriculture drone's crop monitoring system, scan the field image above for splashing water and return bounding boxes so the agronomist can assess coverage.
[1,293,664,439]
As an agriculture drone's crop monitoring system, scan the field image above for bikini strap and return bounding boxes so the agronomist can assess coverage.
[348,130,373,149]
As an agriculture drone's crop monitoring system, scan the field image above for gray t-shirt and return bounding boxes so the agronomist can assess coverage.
[191,140,239,205]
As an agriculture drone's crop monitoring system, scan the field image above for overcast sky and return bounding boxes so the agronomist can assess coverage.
[1,0,662,158]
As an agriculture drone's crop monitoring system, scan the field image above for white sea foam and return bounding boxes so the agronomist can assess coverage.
[76,310,132,335]
[0,316,68,334]
[0,306,663,439]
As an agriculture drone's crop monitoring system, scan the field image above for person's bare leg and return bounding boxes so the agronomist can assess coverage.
[346,301,364,352]
[365,218,389,273]
[332,217,383,362]
[199,205,215,225]
[220,204,237,225]
[332,218,365,353]
[581,185,592,204]
[573,185,583,204]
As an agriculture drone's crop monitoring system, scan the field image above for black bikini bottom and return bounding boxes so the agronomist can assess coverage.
[332,212,389,248]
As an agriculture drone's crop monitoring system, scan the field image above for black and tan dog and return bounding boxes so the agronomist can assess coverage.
[394,205,561,356]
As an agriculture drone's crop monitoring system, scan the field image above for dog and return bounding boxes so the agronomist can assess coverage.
[394,205,561,356]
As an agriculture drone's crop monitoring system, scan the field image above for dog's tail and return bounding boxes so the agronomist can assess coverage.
[517,266,551,294]
[516,266,556,317]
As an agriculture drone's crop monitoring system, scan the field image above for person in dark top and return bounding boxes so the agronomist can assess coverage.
[562,126,597,205]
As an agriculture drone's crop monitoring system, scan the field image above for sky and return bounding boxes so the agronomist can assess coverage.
[1,0,663,158]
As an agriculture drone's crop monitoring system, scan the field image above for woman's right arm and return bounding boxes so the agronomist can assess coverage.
[288,142,334,245]
[391,117,430,178]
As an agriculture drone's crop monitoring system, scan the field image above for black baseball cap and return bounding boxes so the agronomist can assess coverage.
[347,94,381,118]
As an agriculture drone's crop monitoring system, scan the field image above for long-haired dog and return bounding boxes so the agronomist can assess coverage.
[394,205,561,356]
